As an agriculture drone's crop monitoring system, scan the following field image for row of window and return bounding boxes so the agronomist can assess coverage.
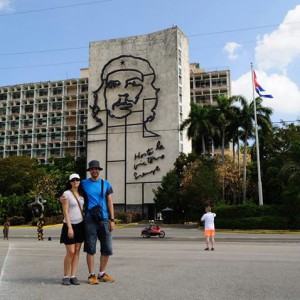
[190,78,227,89]
[1,102,87,113]
[0,85,88,100]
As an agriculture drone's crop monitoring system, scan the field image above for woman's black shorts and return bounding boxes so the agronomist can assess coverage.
[60,221,85,245]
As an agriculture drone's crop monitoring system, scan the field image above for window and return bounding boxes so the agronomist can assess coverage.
[53,87,63,95]
[25,90,34,98]
[81,84,88,93]
[0,93,7,100]
[24,135,31,143]
[25,105,34,113]
[24,119,33,127]
[12,106,20,114]
[39,89,48,97]
[37,118,47,126]
[178,50,182,66]
[177,33,182,48]
[52,102,62,110]
[12,92,21,99]
[178,68,182,84]
[11,121,19,128]
[38,104,48,112]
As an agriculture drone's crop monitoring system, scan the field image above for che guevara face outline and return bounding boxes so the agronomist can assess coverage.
[90,55,160,133]
[104,70,144,119]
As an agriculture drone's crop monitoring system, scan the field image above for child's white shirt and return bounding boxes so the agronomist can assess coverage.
[201,212,216,230]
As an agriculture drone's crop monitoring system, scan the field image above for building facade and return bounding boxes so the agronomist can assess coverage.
[189,63,232,155]
[0,78,88,162]
[190,62,231,106]
[86,27,191,217]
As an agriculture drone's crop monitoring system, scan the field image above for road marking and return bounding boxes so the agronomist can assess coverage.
[0,243,11,285]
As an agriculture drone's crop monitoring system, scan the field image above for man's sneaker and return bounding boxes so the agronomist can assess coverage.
[62,277,70,285]
[70,277,80,285]
[88,274,99,285]
[97,273,115,283]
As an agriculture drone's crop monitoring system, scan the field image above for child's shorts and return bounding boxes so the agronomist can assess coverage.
[204,229,215,237]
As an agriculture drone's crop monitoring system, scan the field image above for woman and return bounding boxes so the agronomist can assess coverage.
[60,173,85,285]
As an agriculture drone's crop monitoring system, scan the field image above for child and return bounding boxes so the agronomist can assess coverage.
[201,206,216,251]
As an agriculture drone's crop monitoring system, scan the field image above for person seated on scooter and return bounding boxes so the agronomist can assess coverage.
[148,221,156,231]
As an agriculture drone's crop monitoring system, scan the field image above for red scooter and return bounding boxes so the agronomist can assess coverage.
[141,224,165,238]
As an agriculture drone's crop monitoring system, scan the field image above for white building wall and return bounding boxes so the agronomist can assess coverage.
[87,27,191,213]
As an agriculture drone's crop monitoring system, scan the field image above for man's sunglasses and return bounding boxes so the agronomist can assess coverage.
[70,178,80,182]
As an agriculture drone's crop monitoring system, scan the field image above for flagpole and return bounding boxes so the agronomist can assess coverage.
[251,63,263,205]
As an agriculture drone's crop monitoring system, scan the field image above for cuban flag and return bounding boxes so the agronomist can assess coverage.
[253,71,273,98]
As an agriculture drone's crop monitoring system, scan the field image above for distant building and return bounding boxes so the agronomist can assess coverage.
[190,62,231,105]
[0,77,88,163]
[190,63,232,155]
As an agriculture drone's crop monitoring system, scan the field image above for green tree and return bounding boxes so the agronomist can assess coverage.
[153,170,181,211]
[181,157,221,218]
[210,95,237,164]
[0,156,43,196]
[153,153,198,222]
[180,103,214,155]
[0,155,86,220]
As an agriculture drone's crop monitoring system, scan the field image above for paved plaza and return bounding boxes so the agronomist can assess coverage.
[0,225,299,300]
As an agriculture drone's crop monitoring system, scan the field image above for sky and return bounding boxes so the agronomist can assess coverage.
[1,0,300,123]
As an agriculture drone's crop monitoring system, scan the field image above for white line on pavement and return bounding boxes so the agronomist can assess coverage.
[0,243,11,285]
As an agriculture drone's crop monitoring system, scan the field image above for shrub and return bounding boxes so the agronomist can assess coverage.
[213,204,300,230]
[44,215,63,225]
[115,212,142,223]
[8,216,26,225]
[214,204,283,219]
[215,216,289,230]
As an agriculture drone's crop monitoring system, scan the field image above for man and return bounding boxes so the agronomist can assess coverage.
[60,160,115,284]
[82,160,115,284]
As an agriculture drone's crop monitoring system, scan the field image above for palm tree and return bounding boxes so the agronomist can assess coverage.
[235,96,273,204]
[180,103,214,155]
[210,95,237,165]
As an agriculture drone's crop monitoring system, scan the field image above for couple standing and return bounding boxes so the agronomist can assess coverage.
[60,160,115,285]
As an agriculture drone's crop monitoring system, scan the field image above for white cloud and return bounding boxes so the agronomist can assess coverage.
[232,71,300,122]
[232,5,300,122]
[255,5,300,73]
[0,0,12,12]
[223,42,242,61]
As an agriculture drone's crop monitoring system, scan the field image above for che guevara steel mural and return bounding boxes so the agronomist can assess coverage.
[88,54,165,180]
[89,55,160,137]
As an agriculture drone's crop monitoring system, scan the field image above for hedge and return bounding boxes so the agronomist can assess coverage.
[213,204,300,230]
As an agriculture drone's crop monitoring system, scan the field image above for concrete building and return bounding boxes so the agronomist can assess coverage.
[0,78,88,162]
[86,27,191,217]
[189,62,232,155]
[190,62,231,105]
